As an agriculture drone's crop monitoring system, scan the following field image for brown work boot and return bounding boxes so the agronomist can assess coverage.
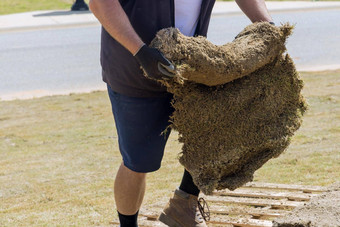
[158,189,209,227]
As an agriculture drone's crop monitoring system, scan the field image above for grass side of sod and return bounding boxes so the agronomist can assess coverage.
[0,70,339,226]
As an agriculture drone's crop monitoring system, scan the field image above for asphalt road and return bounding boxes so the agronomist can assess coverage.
[1,9,339,100]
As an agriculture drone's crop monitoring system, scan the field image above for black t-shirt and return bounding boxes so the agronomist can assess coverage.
[101,0,216,97]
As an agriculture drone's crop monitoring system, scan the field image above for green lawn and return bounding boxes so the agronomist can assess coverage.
[0,0,89,15]
[0,70,339,226]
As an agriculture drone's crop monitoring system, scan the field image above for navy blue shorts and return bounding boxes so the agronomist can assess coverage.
[107,85,174,173]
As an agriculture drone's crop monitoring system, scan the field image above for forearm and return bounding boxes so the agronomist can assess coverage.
[235,0,272,23]
[89,0,144,55]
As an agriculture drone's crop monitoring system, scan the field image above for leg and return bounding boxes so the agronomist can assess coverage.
[179,169,200,196]
[107,85,174,226]
[158,169,207,227]
[114,163,146,215]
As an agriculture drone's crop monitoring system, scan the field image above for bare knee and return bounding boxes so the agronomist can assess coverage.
[118,163,147,179]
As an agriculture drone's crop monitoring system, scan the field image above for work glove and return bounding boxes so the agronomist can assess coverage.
[134,44,176,80]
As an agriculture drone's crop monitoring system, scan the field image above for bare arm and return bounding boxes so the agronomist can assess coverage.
[89,0,144,55]
[235,0,273,23]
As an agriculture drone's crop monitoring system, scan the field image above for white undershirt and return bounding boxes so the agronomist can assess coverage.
[175,0,203,37]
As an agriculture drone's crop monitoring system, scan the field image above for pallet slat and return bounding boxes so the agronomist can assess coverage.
[140,211,273,227]
[243,182,326,193]
[205,195,304,209]
[140,210,158,220]
[209,217,273,227]
[140,208,286,220]
[208,205,288,218]
[213,189,314,201]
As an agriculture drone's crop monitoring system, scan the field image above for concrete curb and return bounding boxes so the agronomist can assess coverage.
[0,10,99,33]
[0,21,100,33]
[1,1,340,32]
[2,63,340,101]
[212,1,340,16]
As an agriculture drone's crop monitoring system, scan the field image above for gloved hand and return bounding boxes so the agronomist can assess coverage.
[134,44,176,80]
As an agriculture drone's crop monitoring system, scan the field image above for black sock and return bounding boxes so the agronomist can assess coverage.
[118,210,138,227]
[179,169,200,196]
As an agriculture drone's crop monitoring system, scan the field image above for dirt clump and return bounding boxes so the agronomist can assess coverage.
[151,23,292,86]
[273,183,340,227]
[151,23,306,194]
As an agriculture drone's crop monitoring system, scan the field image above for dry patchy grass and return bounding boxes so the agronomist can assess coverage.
[0,70,339,226]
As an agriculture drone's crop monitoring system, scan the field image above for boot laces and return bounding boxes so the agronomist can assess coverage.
[197,197,210,222]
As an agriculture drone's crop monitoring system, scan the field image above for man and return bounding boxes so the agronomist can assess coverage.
[89,0,273,226]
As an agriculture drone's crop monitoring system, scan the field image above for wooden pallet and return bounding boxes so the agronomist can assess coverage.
[110,182,327,227]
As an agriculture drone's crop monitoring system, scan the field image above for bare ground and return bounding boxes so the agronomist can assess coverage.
[273,182,340,227]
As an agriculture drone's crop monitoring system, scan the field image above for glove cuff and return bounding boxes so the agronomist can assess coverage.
[133,43,146,57]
